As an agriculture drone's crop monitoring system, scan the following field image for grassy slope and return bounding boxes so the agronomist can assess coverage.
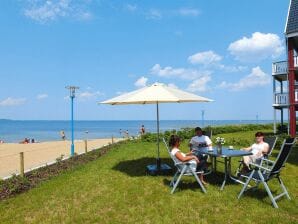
[0,130,297,224]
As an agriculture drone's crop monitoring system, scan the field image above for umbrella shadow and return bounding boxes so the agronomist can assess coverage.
[112,157,174,177]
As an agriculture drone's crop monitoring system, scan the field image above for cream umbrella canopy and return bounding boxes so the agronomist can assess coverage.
[100,83,213,171]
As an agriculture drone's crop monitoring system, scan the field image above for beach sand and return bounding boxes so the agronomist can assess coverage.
[0,138,121,179]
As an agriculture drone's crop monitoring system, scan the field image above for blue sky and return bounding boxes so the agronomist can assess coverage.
[0,0,290,120]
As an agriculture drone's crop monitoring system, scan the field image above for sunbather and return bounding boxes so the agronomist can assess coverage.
[169,134,207,185]
[242,132,269,171]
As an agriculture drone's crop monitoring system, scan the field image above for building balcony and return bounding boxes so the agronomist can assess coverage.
[272,61,288,75]
[274,93,288,106]
[273,90,298,107]
[272,56,298,76]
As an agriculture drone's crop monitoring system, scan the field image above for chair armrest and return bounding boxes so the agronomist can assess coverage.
[249,162,272,172]
[261,158,275,164]
[175,162,191,166]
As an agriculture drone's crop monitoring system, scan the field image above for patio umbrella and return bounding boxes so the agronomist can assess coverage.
[100,83,213,172]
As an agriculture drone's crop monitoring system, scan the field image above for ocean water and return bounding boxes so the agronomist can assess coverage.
[0,120,273,143]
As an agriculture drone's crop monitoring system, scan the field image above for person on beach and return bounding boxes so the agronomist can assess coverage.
[242,132,269,172]
[169,135,207,185]
[0,140,4,144]
[125,130,129,138]
[20,138,29,144]
[140,125,146,135]
[60,130,66,140]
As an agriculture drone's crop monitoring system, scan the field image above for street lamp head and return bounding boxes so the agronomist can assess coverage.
[66,86,80,98]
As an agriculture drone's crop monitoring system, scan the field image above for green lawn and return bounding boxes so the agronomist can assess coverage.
[0,130,297,224]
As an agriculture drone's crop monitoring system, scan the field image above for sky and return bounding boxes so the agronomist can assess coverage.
[0,0,291,121]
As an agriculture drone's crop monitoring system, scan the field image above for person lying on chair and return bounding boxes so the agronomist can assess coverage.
[169,135,207,185]
[242,132,269,172]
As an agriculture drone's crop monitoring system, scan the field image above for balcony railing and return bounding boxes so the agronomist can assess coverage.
[274,90,298,105]
[272,61,287,75]
[274,93,288,105]
[272,56,298,75]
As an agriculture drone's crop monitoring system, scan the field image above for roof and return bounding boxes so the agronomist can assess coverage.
[286,0,298,35]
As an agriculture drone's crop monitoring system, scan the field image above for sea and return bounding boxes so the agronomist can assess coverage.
[0,120,273,143]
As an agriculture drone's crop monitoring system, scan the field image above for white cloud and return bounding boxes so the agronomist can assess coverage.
[124,4,137,12]
[177,8,200,17]
[134,76,148,88]
[188,51,222,65]
[0,97,27,106]
[228,32,284,62]
[36,94,48,100]
[78,91,104,100]
[150,64,212,80]
[146,9,162,20]
[219,66,270,91]
[23,0,92,23]
[187,75,211,92]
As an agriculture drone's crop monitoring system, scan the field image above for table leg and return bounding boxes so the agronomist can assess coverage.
[220,157,228,191]
[213,156,217,172]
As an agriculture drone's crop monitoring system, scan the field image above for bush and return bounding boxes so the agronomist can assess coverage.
[141,124,274,143]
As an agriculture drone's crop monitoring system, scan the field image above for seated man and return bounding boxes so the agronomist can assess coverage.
[189,127,212,169]
[242,132,269,171]
[189,127,212,151]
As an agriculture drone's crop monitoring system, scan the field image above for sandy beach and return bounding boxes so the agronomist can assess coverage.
[0,138,121,179]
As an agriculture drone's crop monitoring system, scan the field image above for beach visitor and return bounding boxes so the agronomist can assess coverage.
[242,132,269,172]
[140,125,146,135]
[169,135,207,185]
[125,130,129,138]
[20,138,30,144]
[60,130,66,140]
[0,140,4,144]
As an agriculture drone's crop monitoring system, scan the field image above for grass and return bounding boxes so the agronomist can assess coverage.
[0,130,297,224]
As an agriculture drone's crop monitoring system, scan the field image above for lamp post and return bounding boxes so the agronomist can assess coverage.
[66,86,79,156]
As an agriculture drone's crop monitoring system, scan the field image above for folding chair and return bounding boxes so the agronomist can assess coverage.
[235,136,278,177]
[238,138,295,208]
[162,138,207,194]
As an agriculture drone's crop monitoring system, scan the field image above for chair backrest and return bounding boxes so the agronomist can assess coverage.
[264,136,278,156]
[269,138,296,177]
[203,130,212,138]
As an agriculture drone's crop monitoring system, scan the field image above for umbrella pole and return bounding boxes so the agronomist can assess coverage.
[156,102,161,170]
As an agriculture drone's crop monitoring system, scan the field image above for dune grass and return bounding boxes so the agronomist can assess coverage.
[0,130,297,224]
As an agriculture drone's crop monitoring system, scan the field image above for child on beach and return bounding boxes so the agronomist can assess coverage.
[60,131,66,141]
[169,135,207,185]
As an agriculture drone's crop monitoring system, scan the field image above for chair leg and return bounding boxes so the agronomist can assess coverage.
[171,166,187,194]
[258,171,278,208]
[170,171,179,187]
[235,159,244,176]
[262,180,278,208]
[278,177,291,200]
[191,170,207,193]
[238,170,255,199]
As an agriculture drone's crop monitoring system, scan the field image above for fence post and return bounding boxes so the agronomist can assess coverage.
[84,139,88,153]
[112,135,114,144]
[20,152,24,177]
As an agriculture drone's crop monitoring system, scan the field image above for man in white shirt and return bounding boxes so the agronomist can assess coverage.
[189,127,212,151]
[189,127,212,170]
